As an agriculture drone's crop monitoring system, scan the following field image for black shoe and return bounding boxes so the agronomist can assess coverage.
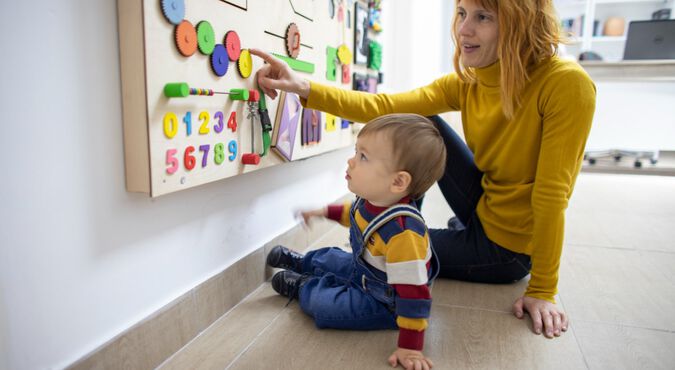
[266,245,304,272]
[271,270,308,300]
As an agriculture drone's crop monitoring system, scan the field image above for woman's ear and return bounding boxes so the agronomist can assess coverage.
[390,171,412,195]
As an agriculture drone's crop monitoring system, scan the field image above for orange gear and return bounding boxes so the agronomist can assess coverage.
[285,23,301,59]
[175,20,197,57]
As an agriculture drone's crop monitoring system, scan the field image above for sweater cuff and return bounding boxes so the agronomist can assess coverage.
[326,204,344,222]
[398,328,424,351]
[302,81,324,110]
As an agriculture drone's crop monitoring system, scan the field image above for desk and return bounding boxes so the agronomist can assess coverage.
[580,60,675,82]
[578,60,675,152]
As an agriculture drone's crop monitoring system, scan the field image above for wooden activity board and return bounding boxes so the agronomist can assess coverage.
[118,0,378,197]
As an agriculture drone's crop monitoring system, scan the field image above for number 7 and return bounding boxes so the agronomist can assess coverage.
[199,145,210,168]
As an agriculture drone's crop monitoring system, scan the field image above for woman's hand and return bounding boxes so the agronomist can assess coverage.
[249,49,311,100]
[513,296,569,338]
[388,348,433,370]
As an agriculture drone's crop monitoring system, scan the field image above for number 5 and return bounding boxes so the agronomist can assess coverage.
[166,149,178,174]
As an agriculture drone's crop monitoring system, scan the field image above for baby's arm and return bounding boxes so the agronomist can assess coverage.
[299,201,352,227]
[299,207,327,226]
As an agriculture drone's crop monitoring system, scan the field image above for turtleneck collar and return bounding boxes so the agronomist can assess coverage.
[474,60,501,88]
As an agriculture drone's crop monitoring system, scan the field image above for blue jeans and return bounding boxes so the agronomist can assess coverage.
[426,115,531,284]
[298,247,398,330]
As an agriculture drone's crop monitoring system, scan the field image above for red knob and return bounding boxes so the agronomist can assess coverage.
[248,89,260,102]
[242,153,260,165]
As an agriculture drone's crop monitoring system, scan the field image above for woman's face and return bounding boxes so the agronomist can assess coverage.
[456,0,499,68]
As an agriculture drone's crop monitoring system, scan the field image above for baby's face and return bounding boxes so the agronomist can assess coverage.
[345,133,398,204]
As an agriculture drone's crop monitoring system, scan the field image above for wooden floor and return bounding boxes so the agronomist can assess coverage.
[158,173,675,370]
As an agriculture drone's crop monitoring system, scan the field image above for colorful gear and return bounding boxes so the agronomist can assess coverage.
[238,49,253,78]
[211,44,229,77]
[337,44,352,65]
[197,21,216,55]
[175,20,197,57]
[224,31,241,61]
[285,23,301,59]
[161,0,185,25]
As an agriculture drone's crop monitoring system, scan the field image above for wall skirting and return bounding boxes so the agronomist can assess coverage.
[67,212,343,370]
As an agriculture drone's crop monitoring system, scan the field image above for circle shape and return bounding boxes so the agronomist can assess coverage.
[237,49,253,78]
[211,44,230,77]
[175,20,197,57]
[337,44,352,65]
[161,0,185,25]
[196,21,216,55]
[224,31,242,61]
[285,23,301,59]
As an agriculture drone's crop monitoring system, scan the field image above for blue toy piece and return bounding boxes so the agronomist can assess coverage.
[161,0,185,25]
[210,44,230,77]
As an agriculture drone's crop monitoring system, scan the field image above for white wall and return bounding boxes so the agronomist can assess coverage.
[380,0,454,93]
[0,1,351,369]
[586,81,675,152]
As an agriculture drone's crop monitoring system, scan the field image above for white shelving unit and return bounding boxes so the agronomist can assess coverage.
[555,0,674,61]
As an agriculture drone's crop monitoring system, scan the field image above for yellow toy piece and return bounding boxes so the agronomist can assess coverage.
[337,44,352,65]
[238,49,253,78]
[325,113,337,132]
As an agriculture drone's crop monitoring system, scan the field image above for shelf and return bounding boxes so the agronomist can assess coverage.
[556,0,587,7]
[592,36,627,42]
[580,60,675,81]
[595,0,666,4]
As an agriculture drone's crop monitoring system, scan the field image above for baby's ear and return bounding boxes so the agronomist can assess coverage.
[390,171,412,195]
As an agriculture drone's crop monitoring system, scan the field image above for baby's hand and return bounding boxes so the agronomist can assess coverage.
[388,348,433,370]
[296,207,327,227]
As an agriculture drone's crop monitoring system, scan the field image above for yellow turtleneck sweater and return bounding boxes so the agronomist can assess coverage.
[302,57,596,302]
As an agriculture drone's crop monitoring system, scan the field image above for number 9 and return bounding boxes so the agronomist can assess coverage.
[228,140,237,161]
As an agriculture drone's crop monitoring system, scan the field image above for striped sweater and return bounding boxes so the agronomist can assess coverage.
[328,198,432,350]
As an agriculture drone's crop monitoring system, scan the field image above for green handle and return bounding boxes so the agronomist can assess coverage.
[164,83,189,97]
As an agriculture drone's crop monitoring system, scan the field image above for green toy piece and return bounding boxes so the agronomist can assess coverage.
[197,21,216,55]
[257,87,272,156]
[368,40,382,71]
[229,88,249,101]
[325,46,338,81]
[272,53,315,73]
[163,82,190,97]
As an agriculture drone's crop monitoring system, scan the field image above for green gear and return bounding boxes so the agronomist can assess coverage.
[197,21,215,55]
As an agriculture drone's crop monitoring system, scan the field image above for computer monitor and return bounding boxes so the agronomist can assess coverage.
[623,19,675,60]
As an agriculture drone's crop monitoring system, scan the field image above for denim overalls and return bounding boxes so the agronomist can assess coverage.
[298,198,440,330]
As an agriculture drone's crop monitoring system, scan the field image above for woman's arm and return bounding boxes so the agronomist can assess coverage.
[513,66,595,337]
[251,49,461,123]
[527,67,596,303]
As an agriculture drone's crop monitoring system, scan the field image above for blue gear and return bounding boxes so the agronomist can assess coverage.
[161,0,185,25]
[210,44,229,77]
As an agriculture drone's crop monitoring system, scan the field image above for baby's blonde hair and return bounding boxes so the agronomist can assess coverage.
[359,114,446,199]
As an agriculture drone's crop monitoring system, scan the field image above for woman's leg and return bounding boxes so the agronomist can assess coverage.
[427,116,530,283]
[427,115,483,225]
[430,213,531,283]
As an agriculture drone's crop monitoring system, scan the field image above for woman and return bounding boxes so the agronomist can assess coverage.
[252,0,595,349]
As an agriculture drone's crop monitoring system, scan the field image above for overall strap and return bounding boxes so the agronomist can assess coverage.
[362,203,426,249]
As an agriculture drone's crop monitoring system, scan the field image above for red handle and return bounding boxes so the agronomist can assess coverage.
[242,153,260,165]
